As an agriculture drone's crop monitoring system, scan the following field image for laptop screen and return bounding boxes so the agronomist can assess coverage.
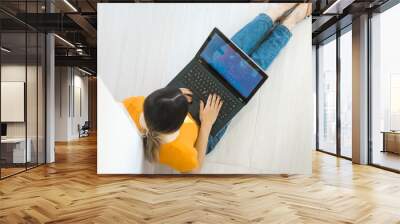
[200,32,264,98]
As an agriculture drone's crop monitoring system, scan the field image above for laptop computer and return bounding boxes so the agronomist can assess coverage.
[168,28,268,136]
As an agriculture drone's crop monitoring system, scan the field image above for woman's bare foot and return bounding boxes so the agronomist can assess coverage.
[266,3,297,22]
[282,3,311,30]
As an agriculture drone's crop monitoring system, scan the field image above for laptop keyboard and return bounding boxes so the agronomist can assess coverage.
[180,64,240,121]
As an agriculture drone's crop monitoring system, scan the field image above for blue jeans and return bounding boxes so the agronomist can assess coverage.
[206,13,292,154]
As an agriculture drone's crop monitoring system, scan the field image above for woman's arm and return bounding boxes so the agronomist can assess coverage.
[191,94,223,173]
[192,123,212,173]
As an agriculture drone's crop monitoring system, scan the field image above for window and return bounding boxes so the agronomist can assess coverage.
[340,29,352,158]
[318,38,337,154]
[371,3,400,171]
[390,74,400,130]
[0,2,47,179]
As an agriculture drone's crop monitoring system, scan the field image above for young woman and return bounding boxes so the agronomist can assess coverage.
[123,4,311,173]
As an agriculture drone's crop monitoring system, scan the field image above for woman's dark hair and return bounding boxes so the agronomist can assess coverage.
[142,87,189,162]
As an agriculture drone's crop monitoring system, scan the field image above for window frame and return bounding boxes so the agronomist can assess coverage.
[368,2,400,173]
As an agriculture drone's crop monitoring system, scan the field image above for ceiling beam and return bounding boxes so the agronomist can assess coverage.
[312,15,335,33]
[67,13,97,39]
[322,0,356,14]
[55,55,96,70]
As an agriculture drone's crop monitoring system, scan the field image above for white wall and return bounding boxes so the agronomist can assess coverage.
[71,72,89,138]
[55,67,89,141]
[1,65,40,138]
[55,67,69,141]
[98,3,313,174]
[1,82,24,122]
[1,65,30,140]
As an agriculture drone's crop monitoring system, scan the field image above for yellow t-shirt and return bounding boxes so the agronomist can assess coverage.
[123,96,199,172]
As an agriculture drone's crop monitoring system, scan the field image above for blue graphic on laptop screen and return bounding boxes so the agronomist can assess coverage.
[200,33,263,98]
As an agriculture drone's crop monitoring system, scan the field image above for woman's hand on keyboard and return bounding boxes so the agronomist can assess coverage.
[199,94,223,129]
[179,88,193,103]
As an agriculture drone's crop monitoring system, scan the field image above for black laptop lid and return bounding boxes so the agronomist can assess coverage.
[197,28,268,102]
[1,123,7,137]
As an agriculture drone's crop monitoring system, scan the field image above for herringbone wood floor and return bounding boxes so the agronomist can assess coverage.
[1,135,400,224]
